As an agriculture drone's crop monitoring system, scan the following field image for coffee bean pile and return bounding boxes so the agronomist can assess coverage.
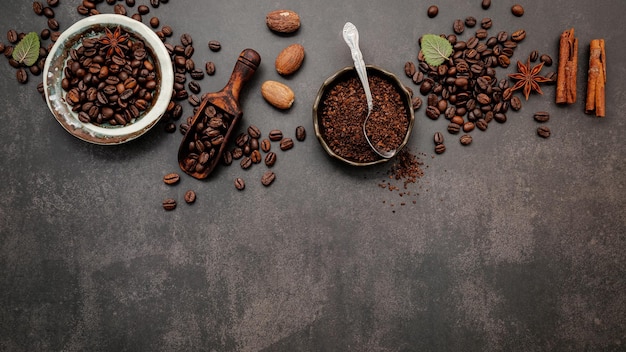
[407,5,557,154]
[161,172,196,211]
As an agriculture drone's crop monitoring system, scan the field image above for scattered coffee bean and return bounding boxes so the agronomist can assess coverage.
[7,30,18,44]
[161,25,173,37]
[411,96,423,110]
[540,54,553,66]
[447,123,461,134]
[234,177,245,190]
[240,156,252,169]
[47,18,60,31]
[480,18,492,30]
[162,198,176,211]
[481,0,491,10]
[435,144,446,154]
[269,129,283,141]
[47,0,59,7]
[43,6,54,18]
[208,40,221,52]
[265,151,277,167]
[427,5,438,18]
[16,68,28,84]
[180,33,193,46]
[464,16,477,28]
[280,138,294,151]
[126,0,136,6]
[33,2,44,15]
[460,134,473,145]
[149,17,160,28]
[537,126,551,138]
[434,132,444,145]
[453,19,465,34]
[250,149,262,163]
[150,0,160,8]
[205,61,215,76]
[261,138,271,152]
[295,126,306,141]
[184,190,196,204]
[261,171,276,187]
[511,4,524,17]
[533,111,550,123]
[247,125,261,139]
[476,119,488,131]
[463,121,475,132]
[163,172,180,185]
[511,29,526,42]
[137,5,149,14]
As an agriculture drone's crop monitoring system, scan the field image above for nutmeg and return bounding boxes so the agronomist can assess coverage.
[266,10,301,33]
[275,44,305,76]
[261,81,295,110]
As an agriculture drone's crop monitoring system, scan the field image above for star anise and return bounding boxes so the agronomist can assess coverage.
[508,58,551,100]
[99,26,129,58]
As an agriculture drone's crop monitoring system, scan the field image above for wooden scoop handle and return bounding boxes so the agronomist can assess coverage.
[211,48,262,116]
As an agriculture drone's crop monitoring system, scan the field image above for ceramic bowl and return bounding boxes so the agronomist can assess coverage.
[43,14,174,145]
[312,65,415,166]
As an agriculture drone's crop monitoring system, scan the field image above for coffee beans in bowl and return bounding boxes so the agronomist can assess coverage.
[43,14,174,144]
[313,65,415,166]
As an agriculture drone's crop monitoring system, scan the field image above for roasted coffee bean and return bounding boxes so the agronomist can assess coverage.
[453,19,465,34]
[149,17,160,28]
[150,0,160,8]
[184,190,196,204]
[435,144,446,154]
[250,150,262,163]
[16,68,28,84]
[162,198,176,211]
[180,33,193,46]
[545,71,557,83]
[537,126,551,138]
[494,112,507,123]
[247,125,261,139]
[434,132,444,145]
[475,28,488,40]
[234,177,245,190]
[404,61,416,77]
[205,61,216,76]
[261,171,276,187]
[460,134,473,145]
[480,18,492,29]
[7,30,18,44]
[465,16,477,28]
[463,121,475,132]
[529,50,539,62]
[427,5,438,18]
[280,138,294,151]
[510,96,522,111]
[162,25,173,37]
[43,6,54,18]
[113,4,126,15]
[447,123,461,134]
[481,0,491,9]
[533,111,550,123]
[269,129,283,141]
[511,4,524,16]
[208,40,221,52]
[40,29,51,40]
[137,5,150,14]
[163,172,180,185]
[425,105,440,120]
[412,96,423,110]
[126,0,136,6]
[261,139,271,152]
[131,13,142,22]
[164,122,176,133]
[232,147,243,159]
[264,152,277,167]
[240,156,252,169]
[188,81,201,94]
[476,119,488,131]
[47,0,59,7]
[295,126,306,141]
[540,54,553,66]
[220,150,233,166]
[33,2,44,15]
[188,94,200,106]
[511,29,526,42]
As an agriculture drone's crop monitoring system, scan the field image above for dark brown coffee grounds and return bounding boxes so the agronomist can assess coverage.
[319,74,409,163]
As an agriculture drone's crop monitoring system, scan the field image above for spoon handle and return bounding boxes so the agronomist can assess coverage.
[342,22,373,113]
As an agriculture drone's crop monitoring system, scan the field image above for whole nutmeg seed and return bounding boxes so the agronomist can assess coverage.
[261,80,295,110]
[266,9,301,33]
[275,43,305,76]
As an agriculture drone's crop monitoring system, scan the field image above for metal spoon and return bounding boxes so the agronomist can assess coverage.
[342,22,396,159]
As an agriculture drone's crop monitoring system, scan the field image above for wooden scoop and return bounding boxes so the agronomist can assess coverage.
[178,49,261,179]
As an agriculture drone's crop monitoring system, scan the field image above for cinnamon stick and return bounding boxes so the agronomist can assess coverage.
[585,39,606,117]
[556,28,578,104]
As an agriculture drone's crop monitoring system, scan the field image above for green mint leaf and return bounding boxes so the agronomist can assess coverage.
[420,34,453,67]
[12,32,40,67]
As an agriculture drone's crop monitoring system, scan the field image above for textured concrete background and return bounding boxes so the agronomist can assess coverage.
[1,0,625,351]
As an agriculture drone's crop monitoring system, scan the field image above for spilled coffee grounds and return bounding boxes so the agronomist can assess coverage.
[319,74,409,163]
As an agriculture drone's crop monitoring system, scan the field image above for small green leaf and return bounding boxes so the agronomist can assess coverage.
[12,32,40,67]
[420,34,453,67]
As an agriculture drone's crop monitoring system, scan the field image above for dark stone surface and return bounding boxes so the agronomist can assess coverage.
[1,1,625,351]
